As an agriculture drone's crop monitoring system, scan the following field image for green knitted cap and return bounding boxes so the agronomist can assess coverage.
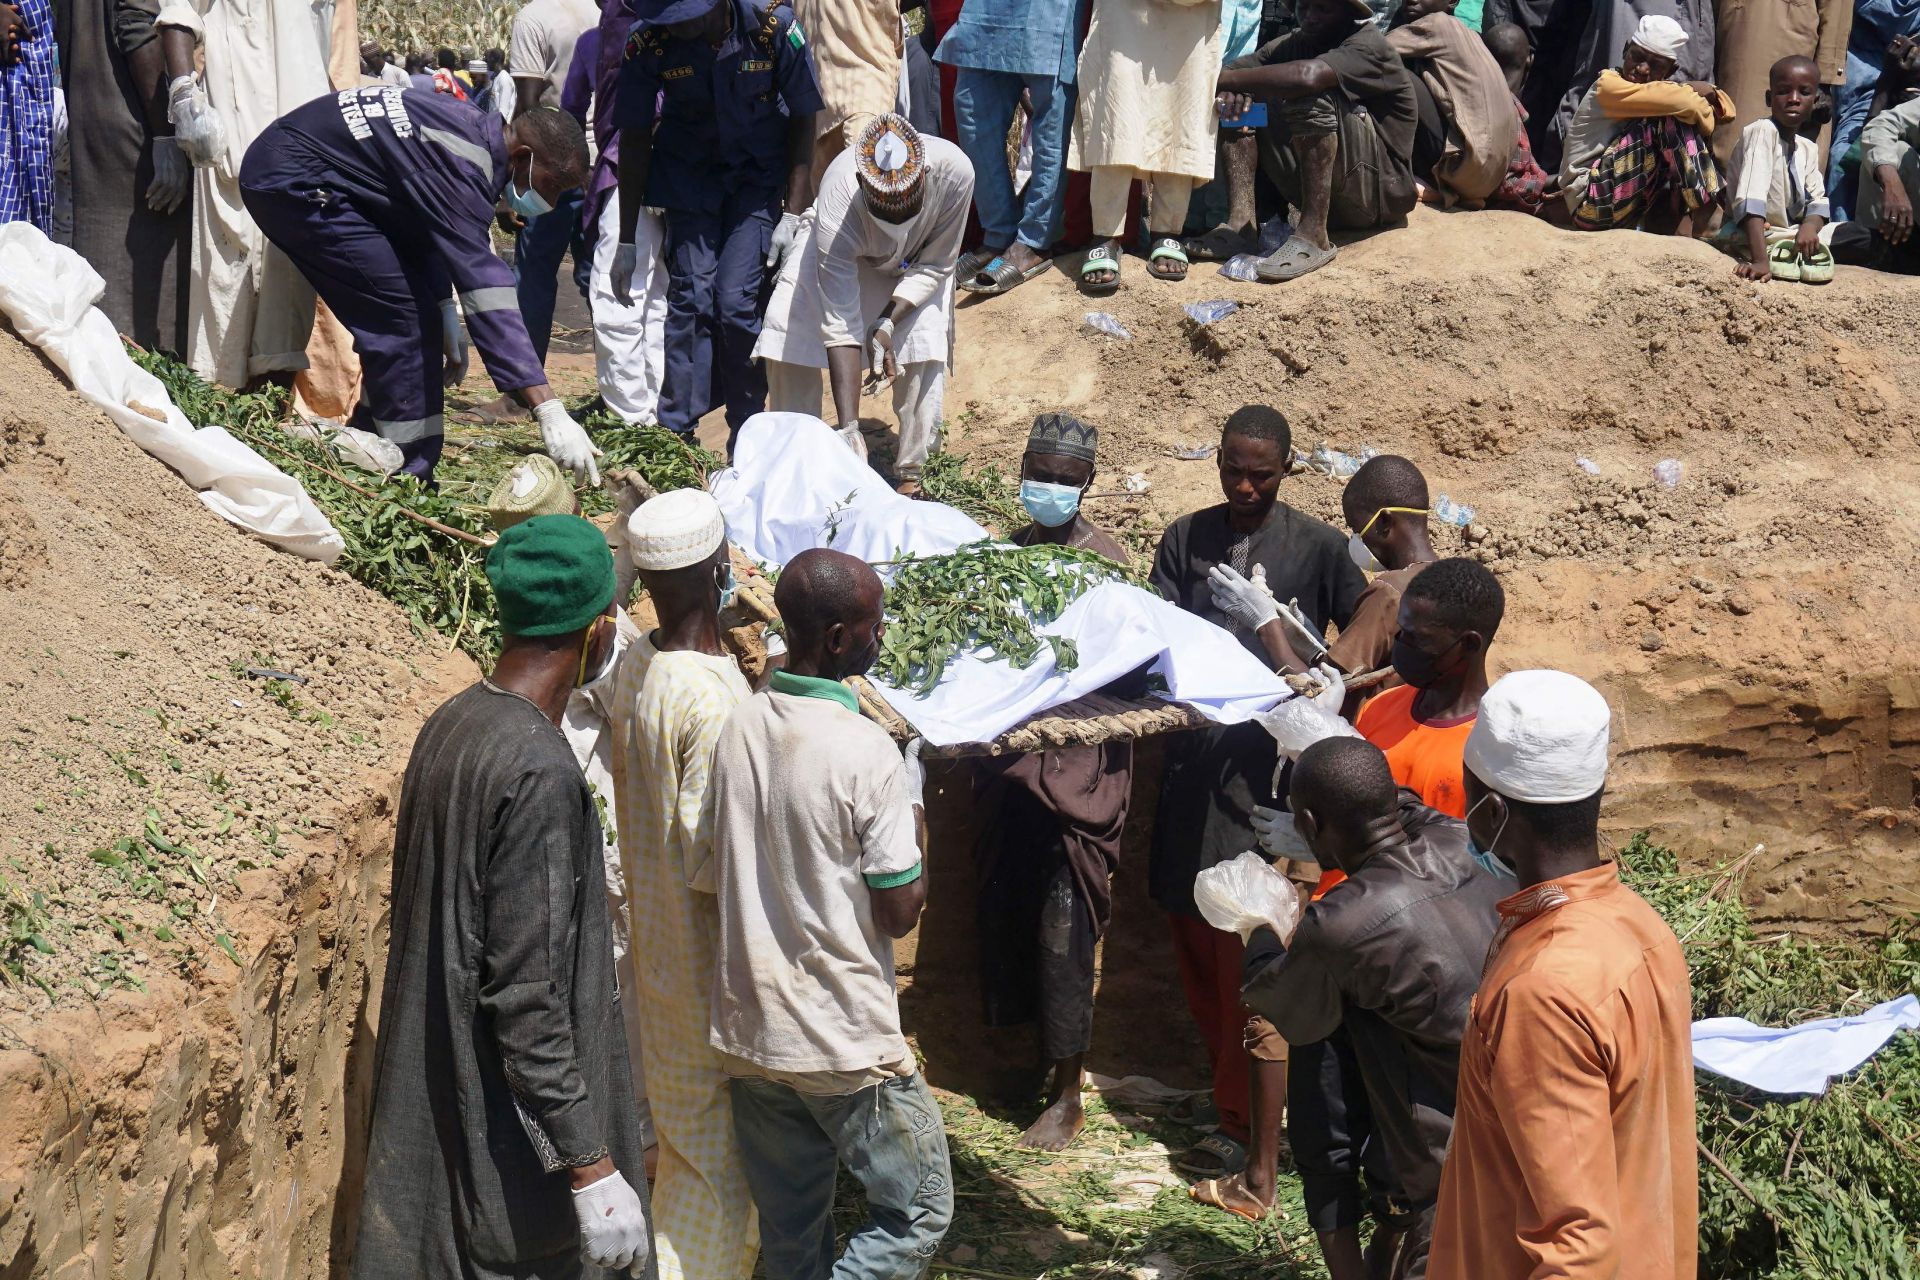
[485,514,614,638]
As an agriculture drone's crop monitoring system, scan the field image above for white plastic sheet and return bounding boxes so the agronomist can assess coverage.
[0,222,343,562]
[1692,994,1920,1096]
[711,413,1291,746]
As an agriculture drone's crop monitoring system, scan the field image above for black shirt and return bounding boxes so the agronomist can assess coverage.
[1147,501,1365,916]
[1235,23,1420,187]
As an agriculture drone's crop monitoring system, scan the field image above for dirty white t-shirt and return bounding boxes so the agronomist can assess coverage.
[508,0,599,109]
[708,675,921,1075]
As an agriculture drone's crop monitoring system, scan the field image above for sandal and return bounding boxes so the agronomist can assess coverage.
[962,252,1053,296]
[1148,236,1190,281]
[1165,1091,1219,1129]
[1174,1131,1246,1177]
[1800,242,1835,284]
[1767,239,1803,282]
[1080,241,1122,295]
[1190,1173,1278,1222]
[1255,234,1338,282]
[955,248,996,287]
[1184,223,1260,261]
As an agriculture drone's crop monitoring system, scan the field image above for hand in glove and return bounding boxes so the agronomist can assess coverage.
[610,242,637,307]
[865,317,897,391]
[167,76,226,168]
[1250,804,1314,863]
[898,737,926,802]
[571,1168,652,1274]
[146,135,189,215]
[1306,662,1346,715]
[1207,562,1279,633]
[766,210,804,270]
[837,421,868,463]
[439,299,469,387]
[533,398,603,487]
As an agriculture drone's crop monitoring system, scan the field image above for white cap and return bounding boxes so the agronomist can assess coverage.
[1629,14,1688,60]
[624,488,726,571]
[1462,670,1612,803]
[467,59,488,74]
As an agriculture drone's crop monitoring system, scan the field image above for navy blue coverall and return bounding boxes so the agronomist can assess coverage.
[616,0,823,436]
[239,87,547,478]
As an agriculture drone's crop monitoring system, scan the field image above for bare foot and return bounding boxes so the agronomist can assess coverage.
[1005,241,1047,274]
[1018,1092,1085,1151]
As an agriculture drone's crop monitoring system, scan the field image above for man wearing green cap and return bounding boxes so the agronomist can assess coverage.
[352,514,655,1280]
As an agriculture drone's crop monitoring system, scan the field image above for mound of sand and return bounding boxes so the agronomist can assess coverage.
[935,207,1920,929]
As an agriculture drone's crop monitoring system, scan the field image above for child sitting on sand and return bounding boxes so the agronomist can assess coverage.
[1723,55,1835,283]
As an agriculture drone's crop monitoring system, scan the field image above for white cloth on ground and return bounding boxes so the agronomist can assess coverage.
[0,223,343,561]
[1692,994,1920,1095]
[709,413,1292,746]
[156,0,328,389]
[753,139,973,369]
[764,357,945,477]
[591,195,668,424]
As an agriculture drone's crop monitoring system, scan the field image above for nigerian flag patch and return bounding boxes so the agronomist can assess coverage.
[788,21,805,48]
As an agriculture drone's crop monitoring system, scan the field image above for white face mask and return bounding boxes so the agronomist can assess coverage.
[1348,532,1384,574]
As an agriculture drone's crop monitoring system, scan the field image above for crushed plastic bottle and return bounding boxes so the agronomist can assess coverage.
[1653,458,1684,488]
[1576,456,1601,475]
[1123,472,1152,493]
[1183,299,1240,325]
[1305,441,1363,478]
[1432,494,1476,527]
[1358,445,1381,463]
[1218,255,1261,282]
[1257,214,1294,255]
[1174,443,1217,461]
[1082,311,1132,340]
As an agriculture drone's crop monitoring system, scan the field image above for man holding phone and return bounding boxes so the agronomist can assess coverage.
[1215,0,1421,281]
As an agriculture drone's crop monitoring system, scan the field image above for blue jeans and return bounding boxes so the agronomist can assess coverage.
[513,187,588,364]
[730,1073,953,1280]
[952,68,1073,253]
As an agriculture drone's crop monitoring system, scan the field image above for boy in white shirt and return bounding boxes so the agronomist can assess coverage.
[1725,54,1835,283]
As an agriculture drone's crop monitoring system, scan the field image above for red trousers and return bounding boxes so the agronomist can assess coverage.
[1170,913,1256,1142]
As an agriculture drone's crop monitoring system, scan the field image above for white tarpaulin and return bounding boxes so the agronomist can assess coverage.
[0,223,344,563]
[711,413,1290,746]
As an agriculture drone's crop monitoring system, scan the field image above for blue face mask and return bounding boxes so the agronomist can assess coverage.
[506,151,553,219]
[1020,479,1082,528]
[715,563,737,610]
[1465,792,1516,881]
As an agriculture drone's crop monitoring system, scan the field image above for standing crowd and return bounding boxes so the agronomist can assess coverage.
[0,0,1907,1278]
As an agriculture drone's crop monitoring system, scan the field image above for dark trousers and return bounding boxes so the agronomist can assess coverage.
[659,191,779,435]
[978,848,1096,1063]
[240,182,445,479]
[513,187,588,364]
[1289,1028,1394,1234]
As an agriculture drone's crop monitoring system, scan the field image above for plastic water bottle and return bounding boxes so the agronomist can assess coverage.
[1183,299,1240,325]
[1307,442,1363,478]
[1432,494,1475,527]
[1083,311,1132,340]
[1218,255,1261,282]
[1174,443,1217,460]
[1576,456,1601,475]
[1653,459,1684,488]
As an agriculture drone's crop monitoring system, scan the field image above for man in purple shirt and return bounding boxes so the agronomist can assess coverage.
[239,87,602,484]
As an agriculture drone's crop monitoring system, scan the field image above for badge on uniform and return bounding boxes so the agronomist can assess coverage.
[741,59,772,72]
[662,65,693,79]
[787,21,805,48]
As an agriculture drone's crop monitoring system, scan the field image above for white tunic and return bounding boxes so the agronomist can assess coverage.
[1068,0,1223,181]
[753,137,974,370]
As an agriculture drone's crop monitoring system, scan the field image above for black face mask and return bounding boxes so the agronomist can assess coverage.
[1391,633,1462,689]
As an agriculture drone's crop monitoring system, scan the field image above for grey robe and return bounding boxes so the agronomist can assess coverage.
[350,682,654,1280]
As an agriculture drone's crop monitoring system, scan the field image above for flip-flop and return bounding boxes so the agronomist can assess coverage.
[963,253,1053,296]
[1148,236,1190,281]
[1080,242,1122,295]
[1184,223,1259,261]
[1174,1131,1246,1177]
[1767,239,1803,282]
[955,248,996,286]
[1255,234,1338,283]
[1190,1174,1278,1223]
[1800,242,1835,284]
[1165,1091,1219,1129]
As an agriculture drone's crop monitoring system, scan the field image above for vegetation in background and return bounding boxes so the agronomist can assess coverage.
[359,0,513,61]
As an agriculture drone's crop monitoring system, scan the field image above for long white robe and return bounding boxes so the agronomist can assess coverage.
[1068,0,1223,181]
[156,0,330,388]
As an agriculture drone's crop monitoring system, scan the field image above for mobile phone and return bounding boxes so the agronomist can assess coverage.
[1221,102,1267,129]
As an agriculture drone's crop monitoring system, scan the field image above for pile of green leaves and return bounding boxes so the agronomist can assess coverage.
[919,449,1027,533]
[578,409,721,516]
[874,540,1141,696]
[133,348,503,661]
[1620,837,1920,1278]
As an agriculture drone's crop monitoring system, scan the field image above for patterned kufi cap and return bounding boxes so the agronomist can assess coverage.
[1026,412,1098,464]
[855,114,926,215]
[624,487,727,571]
[487,454,575,530]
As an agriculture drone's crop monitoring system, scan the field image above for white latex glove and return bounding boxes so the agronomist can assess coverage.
[766,210,803,270]
[1208,562,1280,633]
[1307,662,1346,715]
[1250,804,1314,863]
[610,241,637,307]
[167,76,225,168]
[1256,694,1361,765]
[865,317,897,388]
[533,398,603,487]
[898,736,926,800]
[146,135,189,214]
[570,1169,651,1274]
[439,299,469,387]
[837,422,868,462]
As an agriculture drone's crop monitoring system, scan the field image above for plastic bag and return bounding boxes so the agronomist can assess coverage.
[1218,254,1261,282]
[1083,311,1132,340]
[1255,694,1360,763]
[1194,850,1305,942]
[1183,299,1239,326]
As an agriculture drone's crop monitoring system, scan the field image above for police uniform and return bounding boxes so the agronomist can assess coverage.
[239,87,546,479]
[616,0,824,436]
